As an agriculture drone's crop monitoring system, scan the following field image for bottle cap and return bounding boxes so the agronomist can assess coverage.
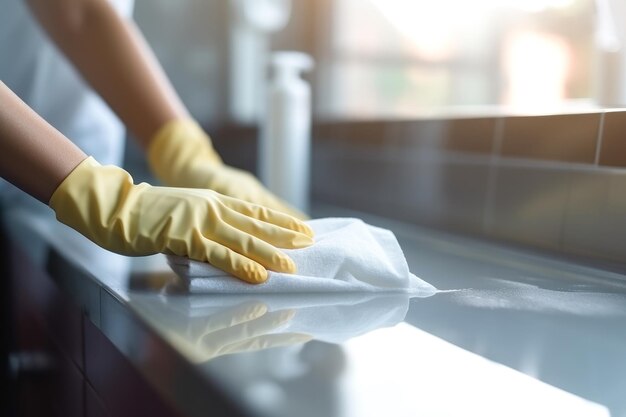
[271,51,314,79]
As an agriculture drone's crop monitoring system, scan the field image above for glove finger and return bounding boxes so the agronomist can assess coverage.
[223,208,313,249]
[206,222,297,275]
[193,302,268,336]
[217,333,313,358]
[199,309,295,351]
[195,239,269,284]
[218,194,314,238]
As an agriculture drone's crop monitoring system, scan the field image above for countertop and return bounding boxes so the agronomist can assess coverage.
[4,204,626,417]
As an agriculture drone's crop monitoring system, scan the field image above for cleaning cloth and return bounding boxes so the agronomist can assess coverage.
[167,218,436,294]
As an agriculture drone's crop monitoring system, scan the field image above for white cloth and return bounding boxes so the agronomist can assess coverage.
[0,0,132,202]
[167,218,437,294]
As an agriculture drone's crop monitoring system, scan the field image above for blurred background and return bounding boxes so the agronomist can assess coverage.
[5,3,626,417]
[126,0,626,267]
[134,0,618,125]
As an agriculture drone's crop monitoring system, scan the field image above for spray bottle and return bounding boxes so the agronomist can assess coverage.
[260,51,314,213]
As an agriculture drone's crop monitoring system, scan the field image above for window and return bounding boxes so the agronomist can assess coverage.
[316,0,596,119]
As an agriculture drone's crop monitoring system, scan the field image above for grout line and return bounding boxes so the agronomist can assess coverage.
[482,118,505,234]
[594,111,606,166]
[491,117,505,157]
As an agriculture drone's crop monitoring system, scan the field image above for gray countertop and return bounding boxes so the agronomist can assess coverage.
[5,204,626,417]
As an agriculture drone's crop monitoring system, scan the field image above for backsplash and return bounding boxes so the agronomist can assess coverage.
[311,111,626,269]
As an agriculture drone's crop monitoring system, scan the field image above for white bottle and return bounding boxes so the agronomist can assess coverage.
[260,51,314,213]
[228,0,292,123]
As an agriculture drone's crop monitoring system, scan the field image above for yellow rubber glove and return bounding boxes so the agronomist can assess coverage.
[177,302,311,362]
[146,119,308,219]
[49,157,314,284]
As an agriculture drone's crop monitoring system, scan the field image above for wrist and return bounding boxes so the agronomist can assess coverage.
[49,157,141,253]
[147,118,222,187]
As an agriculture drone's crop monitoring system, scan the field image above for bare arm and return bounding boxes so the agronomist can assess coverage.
[21,0,305,217]
[25,0,189,147]
[0,81,87,203]
[0,82,313,284]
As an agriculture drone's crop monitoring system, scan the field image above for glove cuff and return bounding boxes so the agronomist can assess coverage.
[147,118,222,187]
[49,156,140,253]
[49,156,102,213]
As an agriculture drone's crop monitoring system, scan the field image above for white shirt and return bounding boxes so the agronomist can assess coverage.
[0,0,135,166]
[0,0,135,206]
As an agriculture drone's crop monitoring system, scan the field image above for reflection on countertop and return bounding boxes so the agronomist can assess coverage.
[128,293,411,363]
[407,284,626,417]
[4,205,626,417]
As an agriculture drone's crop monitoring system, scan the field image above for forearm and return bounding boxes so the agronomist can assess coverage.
[0,82,87,203]
[26,0,189,148]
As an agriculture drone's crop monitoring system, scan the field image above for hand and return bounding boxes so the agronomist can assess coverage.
[189,302,312,362]
[49,157,314,283]
[131,299,312,363]
[146,119,308,220]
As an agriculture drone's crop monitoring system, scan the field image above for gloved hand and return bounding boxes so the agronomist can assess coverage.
[187,301,312,362]
[130,296,312,363]
[146,119,308,219]
[49,157,314,284]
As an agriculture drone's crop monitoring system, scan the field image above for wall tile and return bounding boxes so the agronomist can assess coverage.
[500,113,601,163]
[319,118,494,153]
[598,111,626,167]
[386,119,448,149]
[312,144,488,234]
[369,156,441,222]
[488,166,570,250]
[562,170,626,262]
[312,114,626,266]
[443,117,497,154]
[428,161,490,233]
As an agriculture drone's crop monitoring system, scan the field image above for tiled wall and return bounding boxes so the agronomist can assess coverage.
[311,111,626,268]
